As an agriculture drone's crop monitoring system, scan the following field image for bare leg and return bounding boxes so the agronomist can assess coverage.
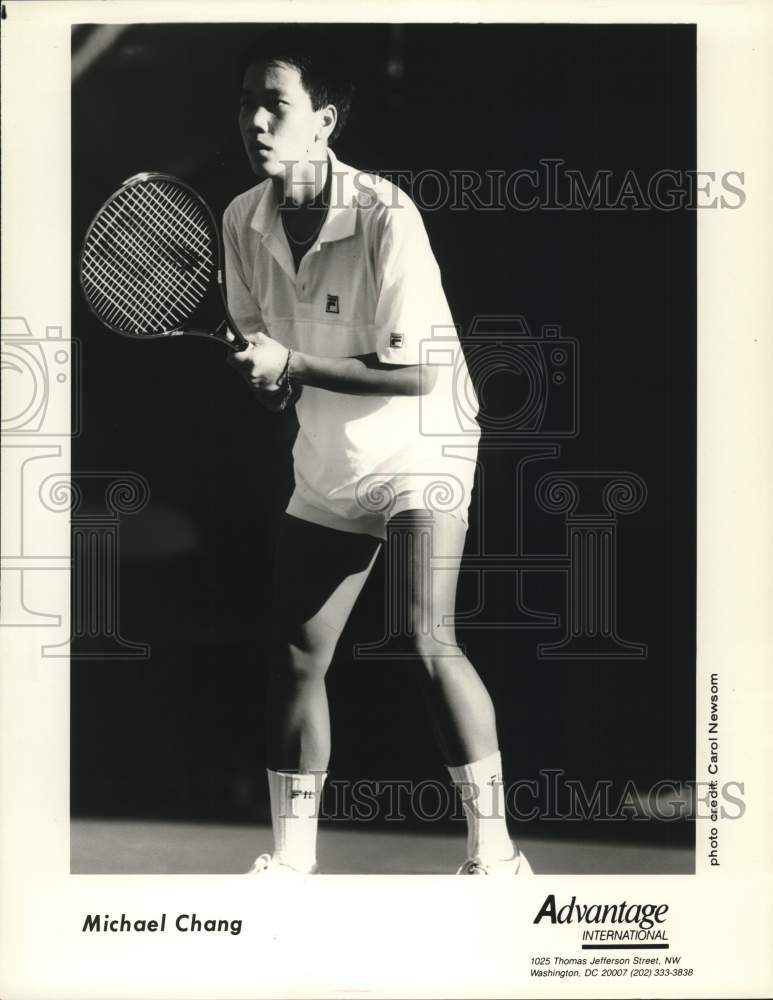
[391,509,500,767]
[267,515,381,773]
[387,509,523,868]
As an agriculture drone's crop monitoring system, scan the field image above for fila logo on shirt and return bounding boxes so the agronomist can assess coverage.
[390,333,405,348]
[326,294,339,314]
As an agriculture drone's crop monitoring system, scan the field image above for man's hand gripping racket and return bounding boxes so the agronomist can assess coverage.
[80,171,299,410]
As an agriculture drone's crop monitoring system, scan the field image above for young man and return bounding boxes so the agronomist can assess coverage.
[225,29,531,876]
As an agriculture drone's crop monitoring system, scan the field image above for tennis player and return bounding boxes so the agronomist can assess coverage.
[225,28,531,876]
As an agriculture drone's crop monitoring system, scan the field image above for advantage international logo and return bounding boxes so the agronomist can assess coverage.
[534,894,671,947]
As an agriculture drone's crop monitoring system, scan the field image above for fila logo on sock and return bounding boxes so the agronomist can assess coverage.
[390,333,405,348]
[290,789,315,799]
[326,294,339,314]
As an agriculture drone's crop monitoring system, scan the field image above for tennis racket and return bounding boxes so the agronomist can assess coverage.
[80,171,250,351]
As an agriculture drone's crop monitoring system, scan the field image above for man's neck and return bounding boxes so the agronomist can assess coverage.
[273,153,330,208]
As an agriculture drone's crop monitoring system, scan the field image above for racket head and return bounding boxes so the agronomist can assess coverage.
[80,172,221,339]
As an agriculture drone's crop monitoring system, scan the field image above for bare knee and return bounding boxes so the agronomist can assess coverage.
[272,639,334,687]
[410,636,466,680]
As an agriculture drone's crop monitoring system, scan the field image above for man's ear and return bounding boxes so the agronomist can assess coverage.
[317,104,338,142]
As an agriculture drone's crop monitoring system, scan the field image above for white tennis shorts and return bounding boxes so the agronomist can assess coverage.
[287,456,477,540]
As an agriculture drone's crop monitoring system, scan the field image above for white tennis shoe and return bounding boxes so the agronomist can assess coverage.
[246,853,318,876]
[456,849,533,875]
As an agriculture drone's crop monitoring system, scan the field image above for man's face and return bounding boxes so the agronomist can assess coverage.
[239,59,327,180]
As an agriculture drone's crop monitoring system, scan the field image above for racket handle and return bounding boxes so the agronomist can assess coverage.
[217,270,251,351]
[225,328,251,352]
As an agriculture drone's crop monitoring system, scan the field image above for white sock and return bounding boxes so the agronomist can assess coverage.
[267,769,327,872]
[447,750,514,863]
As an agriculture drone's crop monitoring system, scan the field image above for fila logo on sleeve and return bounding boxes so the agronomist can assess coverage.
[390,333,405,348]
[326,294,339,314]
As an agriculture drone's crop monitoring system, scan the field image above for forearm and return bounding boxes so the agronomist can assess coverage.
[290,352,436,396]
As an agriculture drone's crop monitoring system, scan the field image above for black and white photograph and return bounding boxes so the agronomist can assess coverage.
[69,19,696,879]
[1,2,772,998]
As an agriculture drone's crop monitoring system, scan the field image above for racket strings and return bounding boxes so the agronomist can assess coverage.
[87,183,209,323]
[85,242,177,331]
[83,225,166,329]
[82,179,215,334]
[84,247,178,332]
[128,196,211,307]
[124,188,206,276]
[84,207,186,327]
[83,211,202,332]
[85,200,182,324]
[97,200,202,316]
[148,183,212,258]
[107,193,205,311]
[84,255,158,330]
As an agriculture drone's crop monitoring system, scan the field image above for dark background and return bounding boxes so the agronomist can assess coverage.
[71,24,695,848]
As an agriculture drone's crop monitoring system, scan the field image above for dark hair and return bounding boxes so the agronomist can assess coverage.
[238,27,355,143]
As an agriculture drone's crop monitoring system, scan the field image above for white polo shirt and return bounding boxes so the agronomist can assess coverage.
[223,149,479,527]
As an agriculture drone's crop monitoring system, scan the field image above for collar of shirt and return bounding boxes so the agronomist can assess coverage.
[248,147,358,256]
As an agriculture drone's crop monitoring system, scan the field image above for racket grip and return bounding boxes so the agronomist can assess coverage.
[217,270,251,351]
[227,329,251,352]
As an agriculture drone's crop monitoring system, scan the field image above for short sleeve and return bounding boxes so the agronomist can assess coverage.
[223,205,265,336]
[373,201,453,365]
